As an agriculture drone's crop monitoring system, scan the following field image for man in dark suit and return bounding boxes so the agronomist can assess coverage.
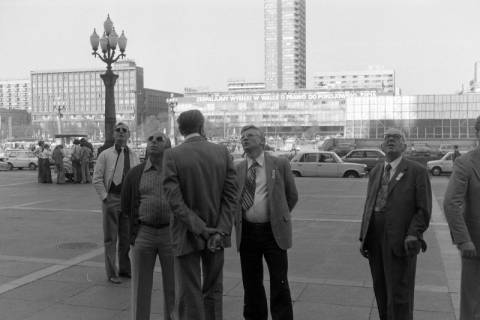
[443,116,480,320]
[163,110,238,320]
[235,125,298,320]
[359,128,432,320]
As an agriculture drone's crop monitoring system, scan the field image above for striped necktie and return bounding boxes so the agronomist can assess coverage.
[241,161,259,211]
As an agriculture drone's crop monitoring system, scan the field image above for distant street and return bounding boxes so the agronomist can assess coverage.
[0,171,459,320]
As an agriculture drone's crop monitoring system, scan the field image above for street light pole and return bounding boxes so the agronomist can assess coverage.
[167,94,177,146]
[53,103,66,134]
[90,14,127,150]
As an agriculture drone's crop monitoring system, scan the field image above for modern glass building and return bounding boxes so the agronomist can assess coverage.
[264,0,306,90]
[173,89,480,140]
[345,94,480,139]
[30,60,143,138]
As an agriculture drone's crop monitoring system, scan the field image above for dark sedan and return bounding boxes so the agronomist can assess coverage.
[342,148,385,172]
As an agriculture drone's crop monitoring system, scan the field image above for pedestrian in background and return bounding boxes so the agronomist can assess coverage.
[80,138,92,184]
[71,139,82,184]
[452,145,461,162]
[443,116,480,320]
[359,128,432,320]
[39,143,53,184]
[93,122,140,284]
[122,131,175,320]
[52,144,65,184]
[163,110,238,320]
[34,140,46,183]
[235,125,298,320]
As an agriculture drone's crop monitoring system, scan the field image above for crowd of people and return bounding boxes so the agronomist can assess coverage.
[28,109,478,320]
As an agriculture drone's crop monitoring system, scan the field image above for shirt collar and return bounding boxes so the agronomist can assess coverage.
[385,155,402,171]
[247,151,265,168]
[185,133,201,140]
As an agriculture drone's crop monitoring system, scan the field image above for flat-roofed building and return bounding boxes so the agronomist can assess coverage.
[0,79,30,111]
[314,69,395,94]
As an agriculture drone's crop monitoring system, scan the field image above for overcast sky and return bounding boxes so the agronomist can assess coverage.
[1,0,479,95]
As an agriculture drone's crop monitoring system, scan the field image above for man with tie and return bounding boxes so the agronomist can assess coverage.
[235,125,298,320]
[163,110,238,320]
[443,116,480,320]
[359,128,432,320]
[93,122,140,284]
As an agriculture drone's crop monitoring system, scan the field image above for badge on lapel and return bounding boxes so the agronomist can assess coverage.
[272,169,277,180]
[396,172,404,181]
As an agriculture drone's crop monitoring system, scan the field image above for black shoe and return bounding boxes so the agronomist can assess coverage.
[119,272,131,279]
[108,276,122,284]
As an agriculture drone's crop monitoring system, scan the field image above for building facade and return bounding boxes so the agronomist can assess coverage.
[227,80,266,92]
[172,89,480,141]
[0,79,30,111]
[30,60,143,140]
[0,108,31,140]
[313,69,395,94]
[264,0,306,90]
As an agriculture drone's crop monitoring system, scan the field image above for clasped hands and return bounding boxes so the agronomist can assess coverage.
[203,227,226,252]
[360,235,421,258]
[457,241,477,258]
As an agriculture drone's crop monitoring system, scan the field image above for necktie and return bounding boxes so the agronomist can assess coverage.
[241,161,259,211]
[112,148,125,186]
[382,163,392,184]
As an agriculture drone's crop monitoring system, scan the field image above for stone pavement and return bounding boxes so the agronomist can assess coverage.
[0,171,460,320]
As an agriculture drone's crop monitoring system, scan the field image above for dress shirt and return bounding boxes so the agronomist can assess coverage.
[384,156,402,181]
[185,133,201,140]
[244,152,269,223]
[138,158,171,226]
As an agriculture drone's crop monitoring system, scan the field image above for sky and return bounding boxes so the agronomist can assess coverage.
[1,0,480,95]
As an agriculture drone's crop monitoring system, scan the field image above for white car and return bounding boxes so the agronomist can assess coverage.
[2,150,38,170]
[290,151,367,178]
[427,151,466,176]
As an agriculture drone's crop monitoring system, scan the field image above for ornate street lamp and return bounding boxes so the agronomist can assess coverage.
[53,102,66,134]
[167,93,178,146]
[90,14,127,150]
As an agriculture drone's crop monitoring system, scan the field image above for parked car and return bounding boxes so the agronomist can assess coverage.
[404,150,443,167]
[2,150,37,170]
[342,148,385,172]
[427,151,467,176]
[290,151,367,178]
[327,143,356,157]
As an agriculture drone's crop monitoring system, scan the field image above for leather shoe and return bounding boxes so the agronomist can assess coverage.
[119,272,131,279]
[108,276,122,284]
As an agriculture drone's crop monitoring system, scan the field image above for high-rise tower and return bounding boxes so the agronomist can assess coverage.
[264,0,306,90]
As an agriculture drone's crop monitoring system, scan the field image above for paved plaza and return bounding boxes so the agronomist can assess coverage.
[0,170,460,320]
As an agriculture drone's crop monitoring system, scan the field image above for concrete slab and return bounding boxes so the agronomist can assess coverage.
[22,303,118,320]
[63,285,130,310]
[293,301,371,320]
[296,283,374,307]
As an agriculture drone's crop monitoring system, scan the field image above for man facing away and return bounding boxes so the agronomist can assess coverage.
[121,131,175,320]
[163,109,238,320]
[93,122,140,284]
[235,125,298,320]
[359,128,432,320]
[443,116,480,320]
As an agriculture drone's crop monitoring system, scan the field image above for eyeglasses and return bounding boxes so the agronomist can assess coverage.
[241,133,260,139]
[115,127,128,133]
[384,134,403,141]
[148,136,164,142]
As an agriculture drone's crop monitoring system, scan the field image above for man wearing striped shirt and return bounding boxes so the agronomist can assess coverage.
[121,131,175,320]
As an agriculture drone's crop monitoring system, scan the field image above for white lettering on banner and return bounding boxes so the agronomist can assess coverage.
[193,91,376,103]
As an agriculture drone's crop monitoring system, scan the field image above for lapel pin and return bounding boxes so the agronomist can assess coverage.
[272,169,276,180]
[396,172,404,181]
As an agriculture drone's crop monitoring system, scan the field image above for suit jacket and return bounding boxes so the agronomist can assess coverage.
[359,157,432,257]
[443,148,480,257]
[163,136,238,257]
[234,152,298,251]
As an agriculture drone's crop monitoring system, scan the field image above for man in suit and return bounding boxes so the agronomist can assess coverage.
[163,110,238,320]
[443,116,480,320]
[93,122,140,284]
[235,125,298,320]
[359,128,432,320]
[121,131,175,320]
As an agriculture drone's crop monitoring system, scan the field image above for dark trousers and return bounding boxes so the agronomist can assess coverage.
[459,257,480,320]
[366,213,417,320]
[131,225,175,320]
[174,248,224,320]
[102,193,130,279]
[240,220,293,320]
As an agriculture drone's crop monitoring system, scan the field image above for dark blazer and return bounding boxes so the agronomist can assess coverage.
[121,162,147,245]
[163,136,238,256]
[444,149,480,256]
[234,152,298,251]
[359,157,432,257]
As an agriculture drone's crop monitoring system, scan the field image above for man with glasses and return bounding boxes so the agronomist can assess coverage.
[121,131,175,320]
[235,125,298,320]
[93,122,140,284]
[359,128,432,320]
[163,109,238,320]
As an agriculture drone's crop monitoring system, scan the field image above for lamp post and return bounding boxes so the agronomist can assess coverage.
[53,102,66,134]
[167,94,177,146]
[90,14,127,150]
